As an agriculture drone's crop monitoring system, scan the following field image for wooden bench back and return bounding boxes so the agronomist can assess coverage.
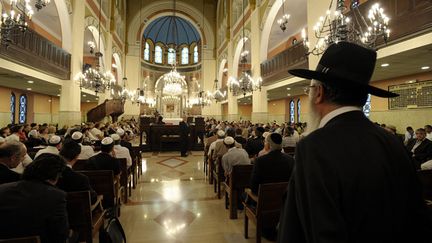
[78,170,116,209]
[118,158,128,184]
[66,191,92,242]
[73,159,89,171]
[230,164,253,190]
[418,169,432,200]
[0,236,40,243]
[283,146,295,155]
[256,182,289,224]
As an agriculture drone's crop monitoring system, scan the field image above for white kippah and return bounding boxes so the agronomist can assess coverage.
[49,135,61,145]
[28,129,38,138]
[0,137,5,143]
[101,137,113,145]
[217,130,225,137]
[110,133,121,141]
[116,128,125,136]
[71,131,83,140]
[262,132,270,138]
[224,136,235,145]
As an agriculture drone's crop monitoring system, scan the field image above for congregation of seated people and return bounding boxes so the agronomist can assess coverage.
[0,119,139,242]
[203,118,432,241]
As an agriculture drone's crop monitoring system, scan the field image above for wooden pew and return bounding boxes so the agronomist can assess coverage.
[243,182,289,243]
[282,146,296,156]
[118,158,132,204]
[208,150,214,185]
[78,170,118,213]
[73,159,89,171]
[223,164,254,219]
[0,236,40,243]
[66,191,105,243]
[212,157,225,199]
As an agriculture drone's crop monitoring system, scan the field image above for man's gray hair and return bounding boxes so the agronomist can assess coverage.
[0,141,26,158]
[265,133,282,151]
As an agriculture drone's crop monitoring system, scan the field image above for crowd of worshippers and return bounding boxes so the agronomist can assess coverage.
[203,119,432,241]
[0,120,137,242]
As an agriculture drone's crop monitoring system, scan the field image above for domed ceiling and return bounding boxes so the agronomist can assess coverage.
[143,16,200,46]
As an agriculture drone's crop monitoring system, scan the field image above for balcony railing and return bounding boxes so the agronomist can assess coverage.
[260,42,308,85]
[0,28,71,80]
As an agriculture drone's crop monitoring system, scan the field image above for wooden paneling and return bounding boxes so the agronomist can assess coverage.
[260,43,308,85]
[0,29,71,80]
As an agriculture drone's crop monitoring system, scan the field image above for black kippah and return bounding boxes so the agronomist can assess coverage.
[270,133,282,145]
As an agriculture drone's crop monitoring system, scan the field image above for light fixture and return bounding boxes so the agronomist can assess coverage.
[27,80,34,84]
[277,0,290,32]
[286,87,291,90]
[381,63,389,67]
[302,0,390,56]
[82,94,86,97]
[212,79,227,102]
[74,0,115,94]
[189,90,212,107]
[88,41,95,54]
[421,66,430,70]
[26,87,31,90]
[229,0,262,96]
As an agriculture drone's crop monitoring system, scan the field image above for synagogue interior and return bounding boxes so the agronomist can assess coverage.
[0,0,431,242]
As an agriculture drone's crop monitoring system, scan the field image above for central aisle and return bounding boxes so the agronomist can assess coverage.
[119,152,272,243]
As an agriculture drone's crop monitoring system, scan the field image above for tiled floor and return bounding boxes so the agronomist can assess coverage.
[119,152,273,243]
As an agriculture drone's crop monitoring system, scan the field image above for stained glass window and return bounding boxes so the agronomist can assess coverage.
[167,48,176,65]
[19,94,27,124]
[363,94,372,117]
[181,47,189,65]
[193,46,199,63]
[297,99,301,122]
[290,100,295,124]
[10,92,15,124]
[144,42,150,61]
[155,46,163,64]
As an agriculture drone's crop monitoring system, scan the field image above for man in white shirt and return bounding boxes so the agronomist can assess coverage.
[425,125,432,141]
[90,123,104,140]
[71,132,95,160]
[221,137,250,176]
[34,135,61,159]
[110,134,132,167]
[404,126,415,145]
[208,130,225,157]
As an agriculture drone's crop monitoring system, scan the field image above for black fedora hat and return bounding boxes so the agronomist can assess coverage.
[289,42,398,98]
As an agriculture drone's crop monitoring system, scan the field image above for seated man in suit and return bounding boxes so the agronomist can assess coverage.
[0,141,27,184]
[245,126,265,158]
[406,128,432,169]
[234,128,247,148]
[0,154,69,243]
[248,133,294,240]
[87,137,121,176]
[57,140,97,204]
[71,131,95,160]
[250,133,295,194]
[117,128,133,156]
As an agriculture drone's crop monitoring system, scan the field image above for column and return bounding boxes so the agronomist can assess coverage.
[122,43,141,118]
[227,39,239,121]
[250,6,268,123]
[98,31,113,106]
[201,49,222,120]
[59,0,84,126]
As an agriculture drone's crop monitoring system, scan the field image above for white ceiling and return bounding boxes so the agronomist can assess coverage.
[267,0,307,52]
[32,1,62,41]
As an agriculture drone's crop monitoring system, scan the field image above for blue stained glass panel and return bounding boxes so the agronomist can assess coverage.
[19,95,27,124]
[10,93,15,124]
[290,100,295,124]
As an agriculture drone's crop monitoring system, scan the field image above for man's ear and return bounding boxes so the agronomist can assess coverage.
[314,85,325,105]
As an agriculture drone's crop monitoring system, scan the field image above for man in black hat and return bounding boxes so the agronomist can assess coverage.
[278,42,430,242]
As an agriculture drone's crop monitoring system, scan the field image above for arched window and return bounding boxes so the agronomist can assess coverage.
[144,42,150,61]
[363,94,371,118]
[155,46,163,64]
[19,94,27,124]
[193,46,199,63]
[181,47,189,64]
[297,99,301,122]
[167,48,176,65]
[289,100,295,124]
[10,92,15,124]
